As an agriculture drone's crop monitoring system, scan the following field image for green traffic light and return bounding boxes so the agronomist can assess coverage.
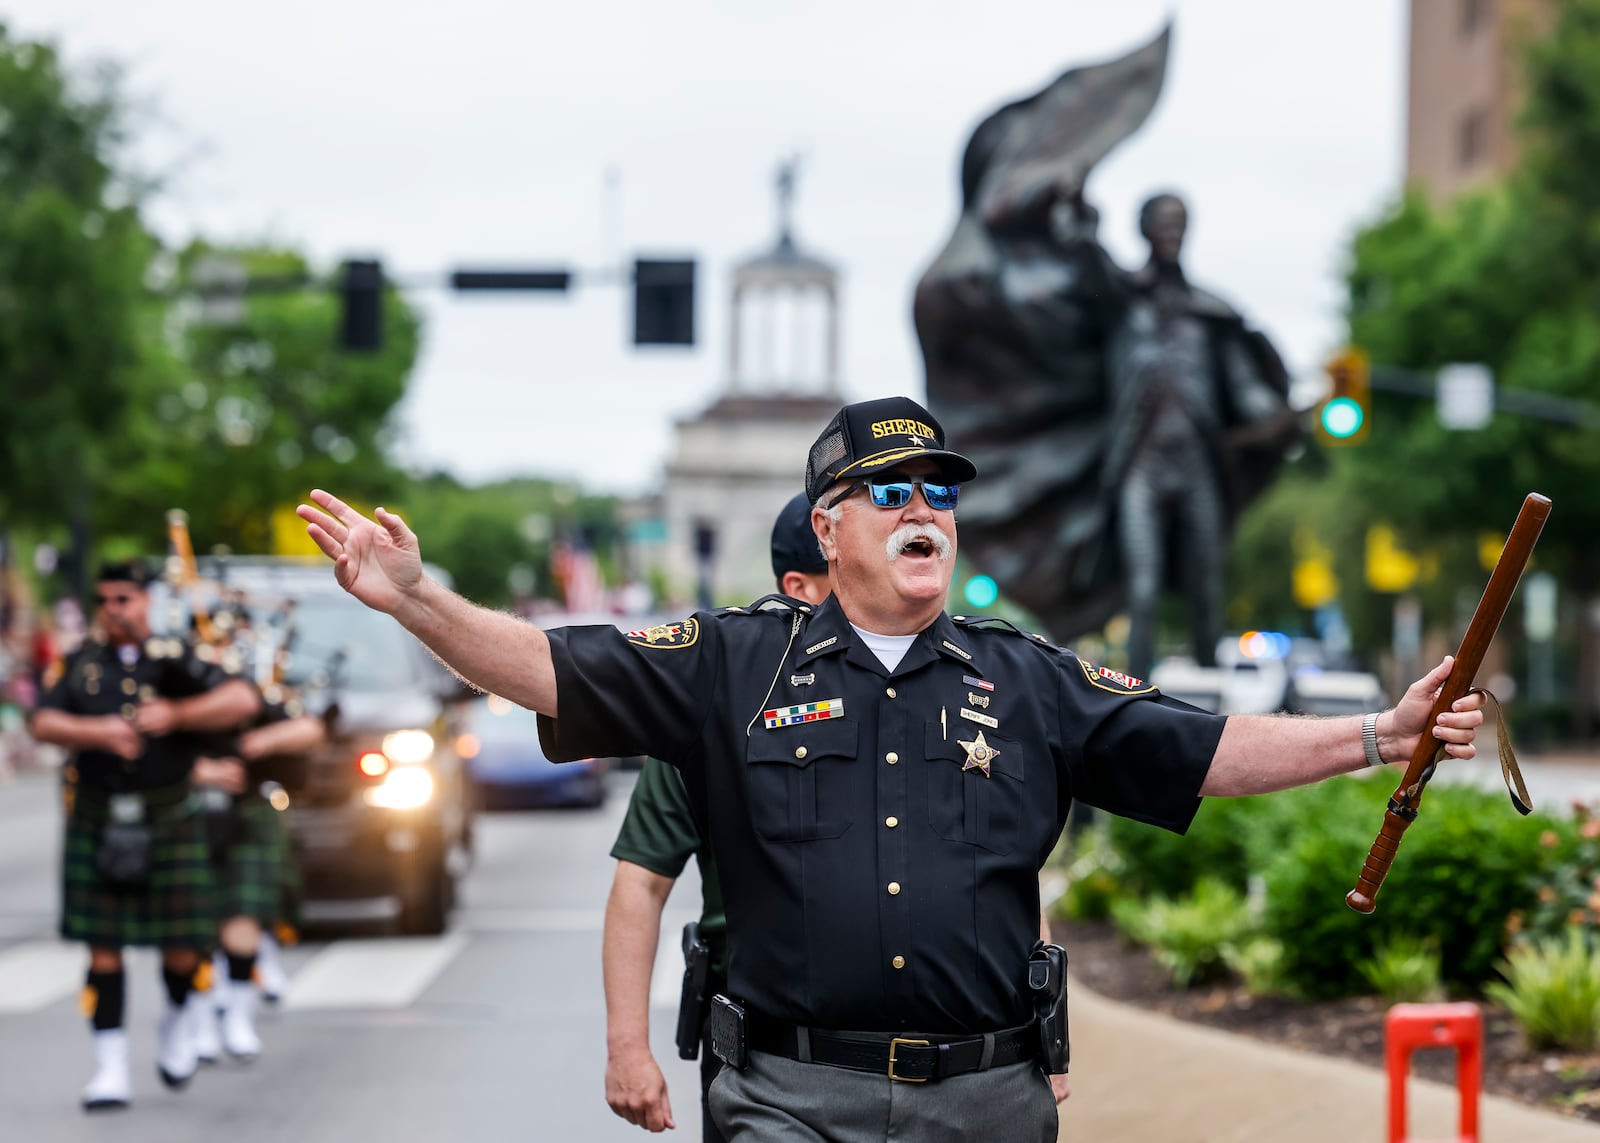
[1320,396,1365,439]
[964,574,999,608]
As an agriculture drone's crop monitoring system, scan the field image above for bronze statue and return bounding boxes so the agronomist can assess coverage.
[914,25,1298,677]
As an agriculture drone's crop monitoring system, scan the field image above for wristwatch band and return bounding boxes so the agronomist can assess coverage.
[1362,712,1384,768]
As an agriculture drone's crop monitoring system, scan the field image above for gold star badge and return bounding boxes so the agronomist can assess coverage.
[959,730,998,778]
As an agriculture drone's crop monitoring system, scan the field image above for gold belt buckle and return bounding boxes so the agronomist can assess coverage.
[888,1037,931,1083]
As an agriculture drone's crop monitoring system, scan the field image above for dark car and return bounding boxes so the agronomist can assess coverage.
[464,694,608,810]
[186,558,478,936]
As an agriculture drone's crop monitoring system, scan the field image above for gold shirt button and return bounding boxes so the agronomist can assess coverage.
[887,882,901,895]
[885,752,899,764]
[891,955,906,970]
[885,816,899,828]
[121,677,137,695]
[795,746,808,760]
[886,687,897,699]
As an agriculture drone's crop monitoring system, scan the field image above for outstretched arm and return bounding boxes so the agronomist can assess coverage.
[603,861,677,1133]
[296,490,559,716]
[1201,657,1484,797]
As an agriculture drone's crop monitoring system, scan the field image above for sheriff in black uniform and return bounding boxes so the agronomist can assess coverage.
[297,397,1487,1143]
[31,561,260,1112]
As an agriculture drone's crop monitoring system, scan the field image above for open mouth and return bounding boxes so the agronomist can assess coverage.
[899,538,936,559]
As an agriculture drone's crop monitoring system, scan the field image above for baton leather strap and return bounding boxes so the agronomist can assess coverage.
[1468,688,1533,815]
[744,1009,1038,1082]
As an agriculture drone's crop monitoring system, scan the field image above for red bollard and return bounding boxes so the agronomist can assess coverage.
[1385,1001,1482,1143]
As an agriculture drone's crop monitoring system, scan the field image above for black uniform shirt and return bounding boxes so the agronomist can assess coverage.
[540,594,1225,1034]
[39,636,239,793]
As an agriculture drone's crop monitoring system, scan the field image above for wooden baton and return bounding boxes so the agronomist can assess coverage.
[1345,492,1552,915]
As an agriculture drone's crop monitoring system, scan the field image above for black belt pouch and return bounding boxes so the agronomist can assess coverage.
[96,822,154,887]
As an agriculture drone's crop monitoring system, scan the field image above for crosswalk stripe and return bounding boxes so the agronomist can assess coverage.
[0,940,86,1014]
[283,934,467,1011]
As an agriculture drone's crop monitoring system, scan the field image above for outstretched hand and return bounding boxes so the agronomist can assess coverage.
[1383,656,1486,764]
[295,490,422,615]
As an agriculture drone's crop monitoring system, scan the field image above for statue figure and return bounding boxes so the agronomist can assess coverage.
[914,25,1298,677]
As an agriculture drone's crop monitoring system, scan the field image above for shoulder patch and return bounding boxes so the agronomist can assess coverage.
[625,618,700,650]
[1078,658,1156,695]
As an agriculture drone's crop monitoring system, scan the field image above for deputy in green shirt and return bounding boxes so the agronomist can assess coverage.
[603,495,830,1141]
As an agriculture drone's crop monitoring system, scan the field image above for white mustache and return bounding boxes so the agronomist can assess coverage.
[885,522,954,563]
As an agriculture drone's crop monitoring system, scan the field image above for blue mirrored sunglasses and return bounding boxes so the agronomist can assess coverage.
[826,477,959,512]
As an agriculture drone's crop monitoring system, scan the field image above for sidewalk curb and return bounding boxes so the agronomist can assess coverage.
[1060,977,1600,1142]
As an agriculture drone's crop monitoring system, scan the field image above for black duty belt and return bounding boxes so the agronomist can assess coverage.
[745,1010,1038,1083]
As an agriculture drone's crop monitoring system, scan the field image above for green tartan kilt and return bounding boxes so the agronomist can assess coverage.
[62,795,218,950]
[215,795,293,925]
[270,802,303,929]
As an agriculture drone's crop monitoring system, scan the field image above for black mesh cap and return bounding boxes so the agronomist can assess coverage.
[804,396,978,504]
[770,493,829,579]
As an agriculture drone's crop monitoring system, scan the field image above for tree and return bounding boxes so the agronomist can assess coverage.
[0,27,153,585]
[1332,0,1600,736]
[94,243,421,558]
[402,474,624,610]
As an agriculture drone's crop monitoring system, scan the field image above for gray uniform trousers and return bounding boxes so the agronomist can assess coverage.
[709,1050,1058,1142]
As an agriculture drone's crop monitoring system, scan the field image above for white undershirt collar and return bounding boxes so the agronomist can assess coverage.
[849,622,918,672]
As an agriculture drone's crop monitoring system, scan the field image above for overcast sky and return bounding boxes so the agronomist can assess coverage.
[11,0,1407,496]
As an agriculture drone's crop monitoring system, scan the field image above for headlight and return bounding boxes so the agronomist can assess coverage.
[364,767,434,810]
[382,729,435,765]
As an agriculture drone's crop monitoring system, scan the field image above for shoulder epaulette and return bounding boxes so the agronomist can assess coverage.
[952,615,1058,648]
[743,594,815,617]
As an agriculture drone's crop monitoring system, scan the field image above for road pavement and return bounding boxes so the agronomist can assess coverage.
[5,752,1600,1141]
[0,768,702,1142]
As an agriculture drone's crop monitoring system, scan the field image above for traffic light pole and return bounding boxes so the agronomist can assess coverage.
[1372,365,1600,429]
[191,258,697,351]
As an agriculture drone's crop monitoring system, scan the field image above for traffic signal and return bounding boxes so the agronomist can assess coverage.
[1316,347,1371,445]
[339,259,385,352]
[963,574,999,609]
[633,259,695,346]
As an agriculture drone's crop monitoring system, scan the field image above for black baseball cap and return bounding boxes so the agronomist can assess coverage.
[96,559,154,589]
[770,493,829,579]
[804,396,978,504]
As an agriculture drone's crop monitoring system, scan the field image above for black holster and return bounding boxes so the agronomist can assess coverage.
[1028,941,1070,1074]
[676,921,712,1060]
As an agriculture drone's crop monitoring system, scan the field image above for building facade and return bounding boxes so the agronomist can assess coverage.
[659,163,844,606]
[1406,0,1552,200]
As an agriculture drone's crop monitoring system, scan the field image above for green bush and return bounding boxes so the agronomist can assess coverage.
[1485,930,1600,1051]
[1107,795,1264,898]
[1223,935,1292,997]
[1055,823,1127,921]
[1261,779,1561,998]
[1514,803,1598,947]
[1111,877,1257,988]
[1359,934,1444,1004]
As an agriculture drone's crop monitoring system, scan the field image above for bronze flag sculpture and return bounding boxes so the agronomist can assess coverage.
[915,25,1300,674]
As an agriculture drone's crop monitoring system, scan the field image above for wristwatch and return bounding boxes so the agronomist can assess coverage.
[1362,712,1384,768]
